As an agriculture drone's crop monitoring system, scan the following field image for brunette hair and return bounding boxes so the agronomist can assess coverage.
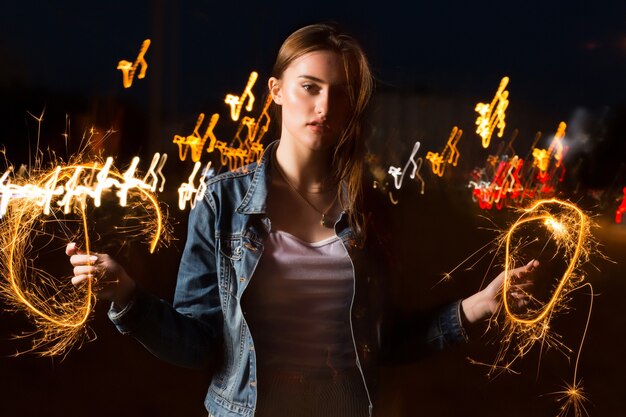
[270,22,374,240]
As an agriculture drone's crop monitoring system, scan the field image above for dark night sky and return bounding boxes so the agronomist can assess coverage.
[2,0,625,180]
[2,0,625,115]
[1,1,626,417]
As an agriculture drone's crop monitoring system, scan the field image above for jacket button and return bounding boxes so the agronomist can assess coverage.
[244,242,258,251]
[240,276,246,282]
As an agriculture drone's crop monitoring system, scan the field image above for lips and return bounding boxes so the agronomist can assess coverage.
[307,120,330,132]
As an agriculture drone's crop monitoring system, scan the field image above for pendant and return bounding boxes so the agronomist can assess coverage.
[321,213,333,229]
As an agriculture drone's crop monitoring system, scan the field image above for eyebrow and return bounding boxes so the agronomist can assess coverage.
[297,75,348,87]
[297,75,325,83]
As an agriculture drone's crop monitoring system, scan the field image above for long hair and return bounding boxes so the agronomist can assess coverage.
[269,22,375,241]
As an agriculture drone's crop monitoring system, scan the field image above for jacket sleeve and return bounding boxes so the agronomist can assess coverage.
[108,191,223,369]
[360,187,469,364]
[379,299,469,364]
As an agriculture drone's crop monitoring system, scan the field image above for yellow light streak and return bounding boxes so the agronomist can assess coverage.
[425,126,463,177]
[224,71,258,121]
[172,78,271,173]
[116,39,151,89]
[475,76,509,148]
[533,122,567,173]
[210,94,272,171]
[173,113,220,162]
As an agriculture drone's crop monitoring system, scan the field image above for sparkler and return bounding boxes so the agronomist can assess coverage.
[471,198,600,417]
[0,153,169,356]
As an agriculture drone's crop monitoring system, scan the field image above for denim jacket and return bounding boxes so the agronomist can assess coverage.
[108,141,468,417]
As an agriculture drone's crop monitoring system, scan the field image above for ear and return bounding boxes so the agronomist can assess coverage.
[268,77,283,105]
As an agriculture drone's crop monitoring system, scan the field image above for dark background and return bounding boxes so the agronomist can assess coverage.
[1,1,625,416]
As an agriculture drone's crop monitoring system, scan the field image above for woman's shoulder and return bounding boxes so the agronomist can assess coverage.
[198,160,264,211]
[205,162,259,189]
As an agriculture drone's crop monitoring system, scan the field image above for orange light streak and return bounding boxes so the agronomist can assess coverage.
[210,94,272,171]
[425,126,463,177]
[475,76,509,148]
[116,39,151,89]
[224,71,258,121]
[173,113,220,162]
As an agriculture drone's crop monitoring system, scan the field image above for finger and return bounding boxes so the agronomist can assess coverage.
[66,242,80,256]
[525,259,539,271]
[510,290,531,299]
[71,274,92,285]
[513,281,534,290]
[69,254,99,266]
[73,265,98,276]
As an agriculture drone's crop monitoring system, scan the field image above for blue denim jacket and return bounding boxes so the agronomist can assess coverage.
[108,141,468,417]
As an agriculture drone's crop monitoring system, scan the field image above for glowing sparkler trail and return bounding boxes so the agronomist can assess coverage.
[117,39,151,89]
[475,76,509,148]
[465,198,601,417]
[502,199,587,325]
[0,154,169,356]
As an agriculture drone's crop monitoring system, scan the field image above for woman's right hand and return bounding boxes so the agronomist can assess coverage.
[66,242,136,308]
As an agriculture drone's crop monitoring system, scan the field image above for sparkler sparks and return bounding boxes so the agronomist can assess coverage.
[473,198,601,417]
[0,152,169,356]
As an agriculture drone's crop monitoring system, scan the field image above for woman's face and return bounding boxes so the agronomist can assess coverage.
[269,50,351,152]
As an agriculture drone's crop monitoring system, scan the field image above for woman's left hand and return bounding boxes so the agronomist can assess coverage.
[461,259,539,324]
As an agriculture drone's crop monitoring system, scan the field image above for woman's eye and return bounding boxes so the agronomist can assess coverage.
[302,84,318,93]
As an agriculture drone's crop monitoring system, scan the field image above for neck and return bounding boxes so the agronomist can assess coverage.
[275,140,334,192]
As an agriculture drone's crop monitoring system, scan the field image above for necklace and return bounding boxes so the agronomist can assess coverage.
[272,157,338,229]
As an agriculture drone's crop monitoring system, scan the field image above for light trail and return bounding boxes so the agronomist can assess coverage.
[117,39,151,89]
[475,76,509,148]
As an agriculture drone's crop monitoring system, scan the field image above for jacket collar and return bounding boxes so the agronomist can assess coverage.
[235,140,278,215]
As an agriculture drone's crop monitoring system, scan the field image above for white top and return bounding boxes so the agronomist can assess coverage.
[242,230,357,374]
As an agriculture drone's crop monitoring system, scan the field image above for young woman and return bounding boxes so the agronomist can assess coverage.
[67,22,537,417]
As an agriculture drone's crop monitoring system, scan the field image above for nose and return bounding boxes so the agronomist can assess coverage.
[315,91,328,118]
